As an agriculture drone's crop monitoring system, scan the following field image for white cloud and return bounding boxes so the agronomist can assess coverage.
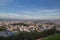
[0,13,40,19]
[0,9,60,19]
[18,9,60,16]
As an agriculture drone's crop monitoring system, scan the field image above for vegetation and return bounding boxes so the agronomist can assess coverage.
[0,28,60,40]
[0,26,6,31]
[44,34,60,40]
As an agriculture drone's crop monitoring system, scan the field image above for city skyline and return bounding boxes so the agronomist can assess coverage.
[0,0,60,19]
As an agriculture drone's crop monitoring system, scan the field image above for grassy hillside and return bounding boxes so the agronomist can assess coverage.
[44,34,60,40]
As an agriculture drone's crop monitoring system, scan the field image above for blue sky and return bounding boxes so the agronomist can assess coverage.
[0,0,60,19]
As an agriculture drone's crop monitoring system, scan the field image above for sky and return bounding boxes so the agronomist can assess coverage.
[0,0,60,19]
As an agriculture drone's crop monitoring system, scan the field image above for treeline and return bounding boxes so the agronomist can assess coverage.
[0,29,60,40]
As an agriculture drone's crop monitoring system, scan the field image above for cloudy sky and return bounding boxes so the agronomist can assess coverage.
[0,0,60,19]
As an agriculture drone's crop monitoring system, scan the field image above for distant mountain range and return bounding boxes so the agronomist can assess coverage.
[0,18,60,22]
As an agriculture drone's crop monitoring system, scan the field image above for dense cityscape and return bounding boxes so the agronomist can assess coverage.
[0,20,60,32]
[0,20,60,40]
